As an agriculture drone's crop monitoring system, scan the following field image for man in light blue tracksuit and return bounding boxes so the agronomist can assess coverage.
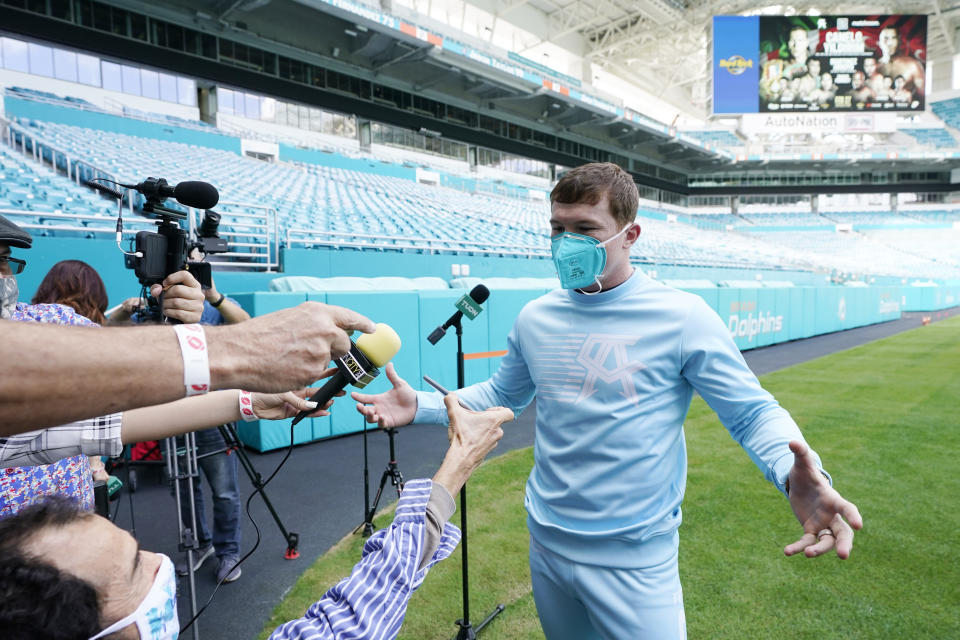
[352,162,863,639]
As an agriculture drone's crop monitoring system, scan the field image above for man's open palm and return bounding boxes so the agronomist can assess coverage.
[784,440,863,559]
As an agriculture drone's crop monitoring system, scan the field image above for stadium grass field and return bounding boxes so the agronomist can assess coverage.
[260,316,960,640]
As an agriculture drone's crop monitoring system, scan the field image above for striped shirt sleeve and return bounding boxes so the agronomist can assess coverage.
[0,413,124,468]
[269,478,462,640]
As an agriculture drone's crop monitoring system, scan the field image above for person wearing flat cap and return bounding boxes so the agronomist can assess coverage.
[0,212,33,319]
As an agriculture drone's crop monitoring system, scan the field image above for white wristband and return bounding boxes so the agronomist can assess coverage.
[238,390,258,422]
[173,324,210,396]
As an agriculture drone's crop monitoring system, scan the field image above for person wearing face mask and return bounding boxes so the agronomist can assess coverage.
[351,162,863,639]
[0,393,514,640]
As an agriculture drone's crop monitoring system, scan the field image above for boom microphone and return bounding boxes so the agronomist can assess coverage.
[427,284,489,345]
[121,177,220,210]
[291,323,402,426]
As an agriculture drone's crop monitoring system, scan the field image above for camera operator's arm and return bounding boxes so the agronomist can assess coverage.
[106,297,143,325]
[149,270,205,324]
[0,386,338,468]
[205,275,250,325]
[0,302,375,434]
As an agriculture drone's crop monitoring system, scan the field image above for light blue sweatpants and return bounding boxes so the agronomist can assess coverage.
[529,535,686,640]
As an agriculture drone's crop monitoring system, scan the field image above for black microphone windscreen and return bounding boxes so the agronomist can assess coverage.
[174,181,219,210]
[469,284,490,304]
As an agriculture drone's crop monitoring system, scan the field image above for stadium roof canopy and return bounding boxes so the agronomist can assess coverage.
[8,0,958,189]
[456,0,960,116]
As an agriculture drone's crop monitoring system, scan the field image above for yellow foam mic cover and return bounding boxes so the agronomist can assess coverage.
[355,323,401,367]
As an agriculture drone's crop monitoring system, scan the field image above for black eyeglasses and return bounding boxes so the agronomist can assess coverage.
[0,256,26,275]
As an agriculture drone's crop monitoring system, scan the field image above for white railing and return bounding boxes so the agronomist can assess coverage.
[285,228,549,258]
[2,203,278,271]
[3,118,121,190]
[190,202,279,271]
[0,208,156,237]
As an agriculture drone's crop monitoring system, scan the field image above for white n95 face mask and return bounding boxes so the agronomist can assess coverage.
[89,553,179,640]
[0,276,18,319]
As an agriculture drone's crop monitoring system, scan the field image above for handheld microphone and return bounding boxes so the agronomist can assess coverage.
[292,323,402,425]
[427,284,489,345]
[120,177,220,210]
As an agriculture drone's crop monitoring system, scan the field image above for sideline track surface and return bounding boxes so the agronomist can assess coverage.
[108,307,957,639]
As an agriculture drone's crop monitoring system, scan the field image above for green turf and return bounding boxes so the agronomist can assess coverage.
[260,316,960,639]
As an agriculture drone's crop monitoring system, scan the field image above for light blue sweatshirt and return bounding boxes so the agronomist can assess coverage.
[415,270,827,569]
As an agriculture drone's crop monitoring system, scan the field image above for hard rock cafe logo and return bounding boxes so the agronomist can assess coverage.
[719,55,752,75]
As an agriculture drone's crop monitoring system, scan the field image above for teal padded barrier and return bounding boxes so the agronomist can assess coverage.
[845,288,867,329]
[787,288,805,340]
[484,288,550,378]
[732,288,758,350]
[303,292,332,442]
[322,291,421,437]
[877,287,903,321]
[904,285,960,311]
[801,288,818,339]
[681,288,719,316]
[774,288,792,343]
[756,289,777,347]
[229,292,312,451]
[814,288,842,335]
[417,290,491,396]
[716,288,740,345]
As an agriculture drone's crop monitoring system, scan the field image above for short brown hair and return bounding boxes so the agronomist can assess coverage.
[31,260,108,325]
[550,162,639,227]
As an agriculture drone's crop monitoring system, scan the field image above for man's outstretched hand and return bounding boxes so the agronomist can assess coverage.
[784,440,863,559]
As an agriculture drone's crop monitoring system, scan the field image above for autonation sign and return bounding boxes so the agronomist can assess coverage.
[741,112,897,134]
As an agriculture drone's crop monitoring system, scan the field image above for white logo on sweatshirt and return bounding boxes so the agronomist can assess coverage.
[575,334,645,404]
[534,333,645,405]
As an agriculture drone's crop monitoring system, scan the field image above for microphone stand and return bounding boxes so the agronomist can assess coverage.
[450,317,505,640]
[357,427,404,537]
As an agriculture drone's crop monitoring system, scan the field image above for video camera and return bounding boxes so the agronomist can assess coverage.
[123,177,224,292]
[86,176,222,322]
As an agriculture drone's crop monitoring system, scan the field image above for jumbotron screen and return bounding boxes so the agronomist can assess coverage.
[713,15,927,114]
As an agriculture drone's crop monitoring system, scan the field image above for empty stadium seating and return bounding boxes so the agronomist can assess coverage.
[902,128,958,149]
[680,130,743,149]
[931,97,960,132]
[3,94,960,281]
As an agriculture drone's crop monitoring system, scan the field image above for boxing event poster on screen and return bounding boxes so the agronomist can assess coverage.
[713,15,927,115]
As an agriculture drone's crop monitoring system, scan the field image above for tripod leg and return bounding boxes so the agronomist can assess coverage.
[362,467,393,536]
[393,466,405,497]
[217,424,300,559]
